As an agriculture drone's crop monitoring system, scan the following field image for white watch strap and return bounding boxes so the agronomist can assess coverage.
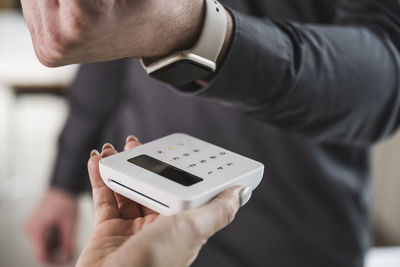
[140,0,227,71]
[190,0,227,62]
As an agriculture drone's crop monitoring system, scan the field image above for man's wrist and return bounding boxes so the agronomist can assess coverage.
[146,1,232,62]
[143,3,234,86]
[146,0,206,60]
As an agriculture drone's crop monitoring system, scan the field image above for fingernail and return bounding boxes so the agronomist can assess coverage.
[102,143,115,151]
[90,149,99,157]
[126,135,139,143]
[239,187,252,207]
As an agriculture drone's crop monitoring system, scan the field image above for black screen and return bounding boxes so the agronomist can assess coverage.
[150,59,213,86]
[128,155,203,186]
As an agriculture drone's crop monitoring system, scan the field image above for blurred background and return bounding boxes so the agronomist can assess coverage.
[0,1,400,267]
[0,2,90,267]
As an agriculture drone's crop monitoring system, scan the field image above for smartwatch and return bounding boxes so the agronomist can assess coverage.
[140,0,227,86]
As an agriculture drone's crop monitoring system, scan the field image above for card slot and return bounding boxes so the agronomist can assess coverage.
[110,179,170,209]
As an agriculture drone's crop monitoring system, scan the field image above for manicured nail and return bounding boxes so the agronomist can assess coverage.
[239,187,252,207]
[126,135,139,143]
[90,149,100,157]
[102,143,115,151]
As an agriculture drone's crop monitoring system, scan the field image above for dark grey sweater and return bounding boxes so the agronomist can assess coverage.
[51,1,400,266]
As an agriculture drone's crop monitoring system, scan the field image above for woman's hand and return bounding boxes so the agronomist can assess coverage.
[76,135,243,267]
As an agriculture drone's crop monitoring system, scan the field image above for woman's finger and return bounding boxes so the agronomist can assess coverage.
[114,192,143,219]
[139,206,158,216]
[124,187,244,267]
[124,135,141,151]
[183,186,243,240]
[88,145,119,225]
[111,135,145,219]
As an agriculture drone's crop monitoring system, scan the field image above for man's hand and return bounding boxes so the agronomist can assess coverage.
[76,135,243,267]
[21,0,226,67]
[26,188,78,265]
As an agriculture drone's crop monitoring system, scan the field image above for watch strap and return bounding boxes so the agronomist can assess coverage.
[190,0,227,62]
[140,0,227,72]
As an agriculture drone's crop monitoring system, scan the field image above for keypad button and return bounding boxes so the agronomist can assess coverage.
[183,153,190,157]
[176,143,184,146]
[172,157,180,161]
[220,152,226,155]
[156,150,164,154]
[210,156,217,159]
[189,164,197,167]
[193,149,200,153]
[200,160,207,163]
[227,162,234,166]
[208,171,213,175]
[217,167,224,170]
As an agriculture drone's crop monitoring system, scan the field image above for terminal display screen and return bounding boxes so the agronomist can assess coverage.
[128,155,203,186]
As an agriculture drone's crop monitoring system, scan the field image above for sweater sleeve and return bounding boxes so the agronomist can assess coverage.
[50,59,128,194]
[176,0,400,145]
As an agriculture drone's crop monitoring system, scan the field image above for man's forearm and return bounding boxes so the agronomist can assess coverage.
[21,0,233,68]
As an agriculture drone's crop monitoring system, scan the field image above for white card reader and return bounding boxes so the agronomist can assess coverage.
[99,133,264,215]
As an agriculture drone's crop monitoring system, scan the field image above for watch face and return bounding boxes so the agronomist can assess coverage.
[150,60,213,86]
